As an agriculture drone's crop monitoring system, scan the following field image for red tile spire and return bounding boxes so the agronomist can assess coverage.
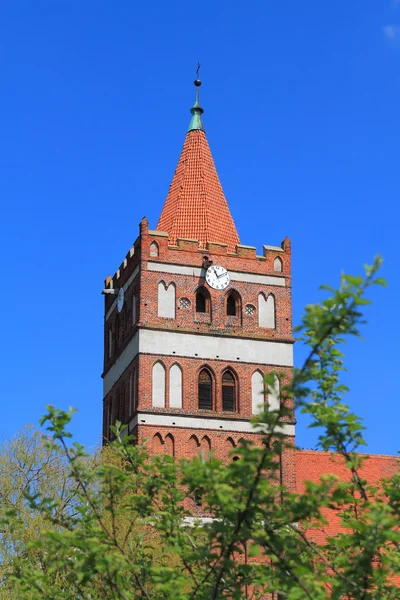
[156,79,240,252]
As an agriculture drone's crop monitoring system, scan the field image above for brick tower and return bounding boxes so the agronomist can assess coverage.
[102,78,295,490]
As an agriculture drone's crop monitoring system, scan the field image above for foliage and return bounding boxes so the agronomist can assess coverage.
[1,256,399,599]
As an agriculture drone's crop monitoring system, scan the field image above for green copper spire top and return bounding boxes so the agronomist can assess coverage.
[188,78,205,132]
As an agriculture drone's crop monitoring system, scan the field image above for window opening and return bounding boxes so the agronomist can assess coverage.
[180,297,191,309]
[226,294,236,316]
[150,241,159,257]
[196,290,207,313]
[274,257,283,272]
[108,329,113,358]
[198,369,212,410]
[245,304,256,316]
[222,371,236,412]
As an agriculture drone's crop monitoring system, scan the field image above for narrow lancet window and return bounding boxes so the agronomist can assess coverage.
[222,370,236,412]
[198,369,212,410]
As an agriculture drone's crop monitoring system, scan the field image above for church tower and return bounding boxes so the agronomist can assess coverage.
[102,79,295,490]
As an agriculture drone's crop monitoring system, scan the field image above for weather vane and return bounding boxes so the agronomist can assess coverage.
[196,62,201,79]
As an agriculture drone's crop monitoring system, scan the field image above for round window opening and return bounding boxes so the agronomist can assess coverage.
[245,304,256,316]
[180,297,191,309]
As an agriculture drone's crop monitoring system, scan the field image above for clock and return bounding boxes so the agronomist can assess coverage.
[117,288,125,313]
[205,265,230,290]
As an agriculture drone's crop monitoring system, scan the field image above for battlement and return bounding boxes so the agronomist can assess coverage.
[104,217,291,303]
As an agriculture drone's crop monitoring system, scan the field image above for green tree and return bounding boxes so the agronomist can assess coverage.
[1,256,399,599]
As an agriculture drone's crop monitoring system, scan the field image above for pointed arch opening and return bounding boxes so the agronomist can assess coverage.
[198,368,213,410]
[258,293,276,329]
[227,294,236,316]
[222,370,236,412]
[152,433,164,453]
[107,397,113,434]
[268,374,281,412]
[201,436,211,457]
[169,363,182,409]
[150,241,159,257]
[252,370,265,415]
[274,256,283,272]
[189,434,200,450]
[201,435,211,450]
[132,294,137,325]
[158,281,176,319]
[164,433,175,456]
[129,368,137,415]
[108,328,113,359]
[196,286,210,314]
[226,289,241,317]
[152,362,166,408]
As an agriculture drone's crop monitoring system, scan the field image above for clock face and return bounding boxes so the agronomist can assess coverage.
[205,265,230,290]
[117,288,125,313]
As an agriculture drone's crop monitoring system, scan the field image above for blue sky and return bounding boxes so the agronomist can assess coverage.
[1,1,399,453]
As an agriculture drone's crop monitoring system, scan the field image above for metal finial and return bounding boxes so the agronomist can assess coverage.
[188,65,204,132]
[194,62,201,87]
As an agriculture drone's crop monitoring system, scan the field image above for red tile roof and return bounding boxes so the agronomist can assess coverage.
[157,130,240,252]
[295,450,399,544]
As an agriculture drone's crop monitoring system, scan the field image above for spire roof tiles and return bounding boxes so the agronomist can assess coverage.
[156,81,240,252]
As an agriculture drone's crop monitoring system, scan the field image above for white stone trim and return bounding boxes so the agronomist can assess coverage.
[264,244,284,253]
[103,334,139,395]
[147,262,285,287]
[139,329,293,367]
[105,266,140,322]
[182,516,215,526]
[148,230,168,237]
[129,412,295,436]
[103,329,293,396]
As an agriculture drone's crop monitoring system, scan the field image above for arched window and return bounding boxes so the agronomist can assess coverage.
[196,287,210,313]
[198,369,212,410]
[222,370,236,412]
[169,364,182,408]
[189,434,200,450]
[150,241,159,257]
[164,434,175,456]
[227,294,236,316]
[258,293,276,329]
[268,374,281,412]
[226,290,241,317]
[152,433,164,453]
[274,256,283,272]
[251,370,264,415]
[129,369,137,415]
[132,294,137,325]
[158,282,175,318]
[152,362,166,408]
[108,397,113,433]
[115,316,120,350]
[108,329,113,359]
[201,436,211,456]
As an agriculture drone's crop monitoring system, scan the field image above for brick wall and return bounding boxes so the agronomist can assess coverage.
[102,216,295,493]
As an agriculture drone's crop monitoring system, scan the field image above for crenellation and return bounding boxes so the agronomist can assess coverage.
[176,238,200,251]
[206,241,228,255]
[236,244,257,259]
